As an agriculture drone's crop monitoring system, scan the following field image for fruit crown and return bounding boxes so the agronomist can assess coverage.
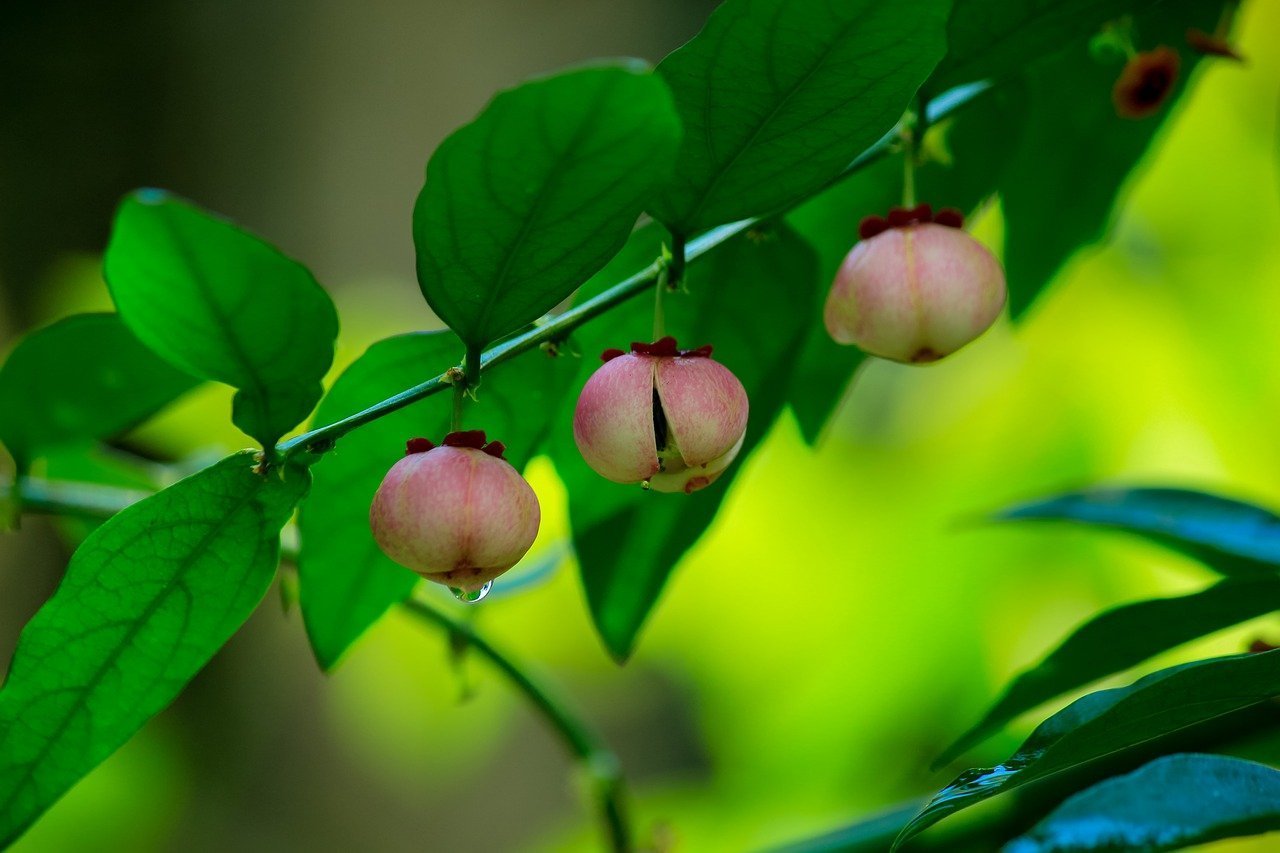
[600,337,714,362]
[858,203,964,240]
[405,431,507,459]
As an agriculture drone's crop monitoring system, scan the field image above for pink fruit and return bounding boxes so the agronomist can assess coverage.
[370,430,540,591]
[824,204,1006,364]
[573,337,748,494]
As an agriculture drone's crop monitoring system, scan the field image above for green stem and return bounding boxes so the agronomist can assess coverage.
[267,85,982,461]
[653,262,668,340]
[402,598,632,853]
[902,144,916,208]
[451,378,465,433]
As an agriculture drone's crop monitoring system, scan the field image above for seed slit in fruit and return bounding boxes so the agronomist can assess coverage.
[651,386,669,451]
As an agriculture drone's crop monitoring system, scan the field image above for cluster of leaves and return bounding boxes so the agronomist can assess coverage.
[0,0,1263,849]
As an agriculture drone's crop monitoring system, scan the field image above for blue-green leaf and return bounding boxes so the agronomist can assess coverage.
[937,577,1280,768]
[998,487,1280,577]
[0,453,308,846]
[1005,753,1280,853]
[413,62,681,349]
[104,190,339,448]
[895,650,1280,848]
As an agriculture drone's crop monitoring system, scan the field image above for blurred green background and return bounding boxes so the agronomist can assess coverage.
[3,1,1280,850]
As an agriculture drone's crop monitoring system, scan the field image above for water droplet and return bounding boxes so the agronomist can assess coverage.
[450,582,492,604]
[641,479,652,490]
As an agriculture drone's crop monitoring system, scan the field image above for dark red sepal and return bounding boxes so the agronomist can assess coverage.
[601,348,625,362]
[886,204,933,228]
[405,437,435,455]
[481,440,507,459]
[858,215,889,240]
[443,430,488,449]
[631,337,680,358]
[934,208,965,229]
[625,337,715,359]
[1186,28,1243,61]
[1250,638,1279,654]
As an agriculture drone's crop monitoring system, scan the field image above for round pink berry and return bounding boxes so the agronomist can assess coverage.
[824,221,1006,363]
[370,434,540,591]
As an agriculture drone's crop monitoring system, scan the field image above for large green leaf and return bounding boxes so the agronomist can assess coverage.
[926,0,1158,94]
[783,84,1026,442]
[0,452,308,846]
[894,650,1280,848]
[103,190,339,448]
[0,313,198,472]
[937,577,1280,768]
[298,333,576,670]
[998,0,1219,318]
[1005,753,1280,853]
[998,487,1280,577]
[648,0,950,235]
[551,224,818,661]
[413,62,681,350]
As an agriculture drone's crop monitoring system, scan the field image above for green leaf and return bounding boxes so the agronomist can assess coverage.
[783,85,1025,442]
[936,577,1280,768]
[0,452,308,846]
[0,313,198,472]
[648,0,950,235]
[997,487,1280,578]
[894,650,1280,848]
[927,0,1159,93]
[998,0,1220,318]
[413,62,681,350]
[1005,753,1280,853]
[551,224,818,660]
[297,333,576,670]
[104,190,340,448]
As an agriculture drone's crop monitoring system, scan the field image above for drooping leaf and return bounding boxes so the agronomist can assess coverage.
[894,650,1280,848]
[103,190,339,448]
[0,313,198,472]
[1005,753,1280,853]
[552,224,818,661]
[783,84,1025,442]
[937,577,1280,768]
[998,0,1221,318]
[648,0,950,235]
[0,452,308,846]
[997,487,1280,577]
[297,333,576,670]
[413,62,681,350]
[926,0,1160,94]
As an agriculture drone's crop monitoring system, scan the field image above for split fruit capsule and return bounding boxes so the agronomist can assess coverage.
[573,337,748,494]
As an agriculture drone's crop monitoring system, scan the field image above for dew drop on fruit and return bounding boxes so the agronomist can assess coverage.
[450,581,492,604]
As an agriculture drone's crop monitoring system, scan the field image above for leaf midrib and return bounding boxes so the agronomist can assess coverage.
[670,6,877,232]
[464,76,618,346]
